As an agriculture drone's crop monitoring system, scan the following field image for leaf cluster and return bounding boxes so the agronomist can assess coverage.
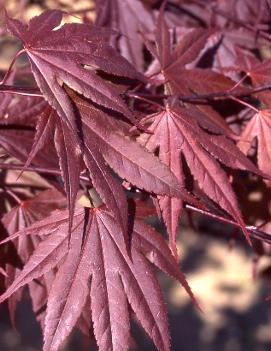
[0,1,271,350]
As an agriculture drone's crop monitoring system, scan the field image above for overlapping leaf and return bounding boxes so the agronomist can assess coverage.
[2,189,66,326]
[232,49,271,106]
[95,0,155,71]
[0,3,269,351]
[0,206,197,351]
[0,94,46,127]
[152,8,237,96]
[214,0,269,26]
[5,10,142,128]
[4,10,146,237]
[139,102,261,249]
[20,88,199,246]
[238,109,271,178]
[0,128,58,169]
[72,90,200,205]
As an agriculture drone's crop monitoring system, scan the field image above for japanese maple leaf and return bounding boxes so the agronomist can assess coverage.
[211,27,266,73]
[0,70,15,121]
[1,99,82,238]
[81,108,187,199]
[245,58,271,87]
[232,49,271,106]
[24,99,127,240]
[45,109,83,236]
[0,68,45,127]
[20,88,196,247]
[152,8,238,96]
[0,128,58,170]
[73,89,201,211]
[0,206,197,351]
[139,101,261,250]
[214,0,269,27]
[2,189,65,326]
[238,109,271,178]
[4,9,144,235]
[5,10,142,130]
[0,94,46,127]
[95,0,155,71]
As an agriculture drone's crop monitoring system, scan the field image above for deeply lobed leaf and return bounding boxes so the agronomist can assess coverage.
[0,206,197,351]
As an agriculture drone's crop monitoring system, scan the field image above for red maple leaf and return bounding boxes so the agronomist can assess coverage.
[95,0,155,71]
[5,10,142,128]
[0,205,198,351]
[139,101,260,252]
[4,10,144,236]
[151,8,238,96]
[2,189,66,327]
[238,109,271,179]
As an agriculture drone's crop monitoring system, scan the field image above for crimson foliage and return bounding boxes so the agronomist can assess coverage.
[0,1,271,350]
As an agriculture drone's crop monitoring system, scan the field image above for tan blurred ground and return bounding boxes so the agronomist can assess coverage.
[3,0,94,22]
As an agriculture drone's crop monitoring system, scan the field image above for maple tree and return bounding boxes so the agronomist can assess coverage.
[0,0,271,350]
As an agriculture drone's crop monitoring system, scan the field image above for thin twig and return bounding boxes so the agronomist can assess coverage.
[125,83,271,103]
[5,189,22,204]
[0,49,26,85]
[0,162,61,176]
[0,163,270,245]
[0,162,89,182]
[211,6,271,42]
[183,84,271,101]
[185,204,271,245]
[191,0,271,42]
[1,80,271,102]
[126,92,165,110]
[0,85,43,97]
[230,96,259,113]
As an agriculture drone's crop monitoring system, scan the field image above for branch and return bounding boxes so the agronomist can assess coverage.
[0,162,89,182]
[179,84,271,102]
[0,162,61,176]
[2,80,271,102]
[185,204,271,245]
[0,85,43,97]
[210,5,271,42]
[126,92,165,109]
[126,83,271,103]
[1,164,270,244]
[180,84,271,102]
[189,0,271,42]
[0,49,26,85]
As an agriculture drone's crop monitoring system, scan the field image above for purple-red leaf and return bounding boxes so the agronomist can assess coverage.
[139,103,259,245]
[238,109,271,179]
[54,118,81,232]
[1,189,66,325]
[95,0,155,71]
[0,206,196,351]
[74,92,198,204]
[5,10,142,128]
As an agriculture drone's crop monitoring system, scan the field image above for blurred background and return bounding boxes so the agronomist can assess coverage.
[0,216,271,351]
[0,0,271,350]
